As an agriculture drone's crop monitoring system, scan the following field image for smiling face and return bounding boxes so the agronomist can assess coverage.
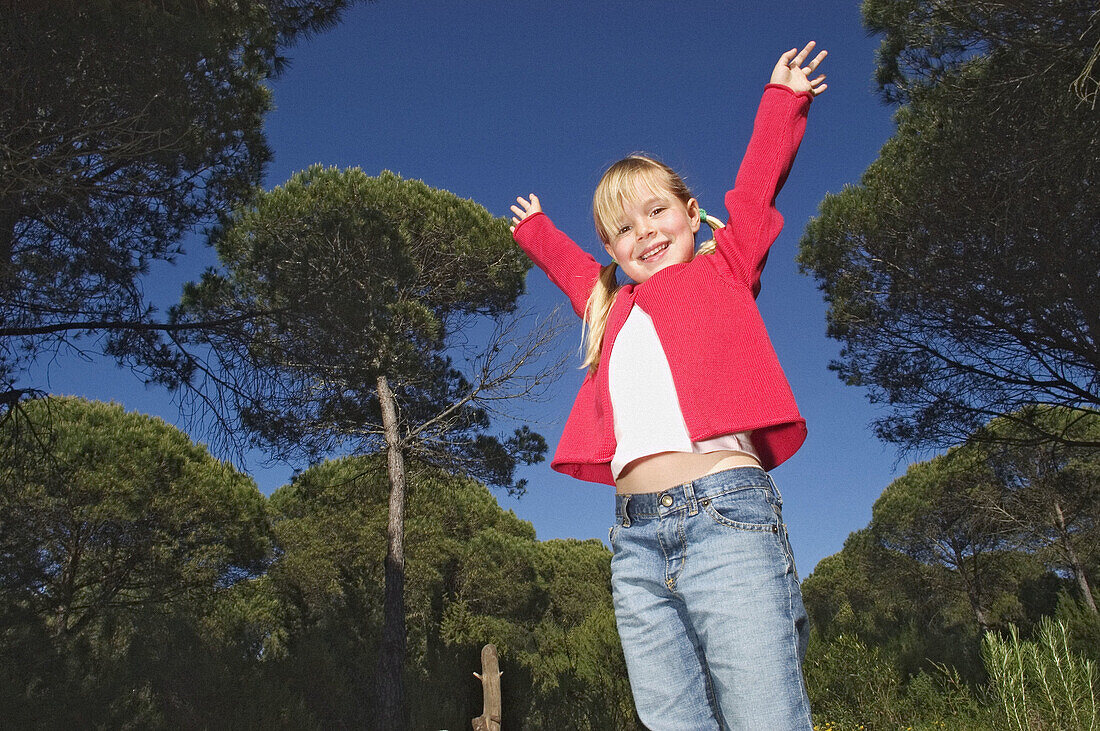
[600,176,701,284]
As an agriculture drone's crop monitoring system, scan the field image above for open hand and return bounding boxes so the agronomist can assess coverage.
[510,194,542,233]
[771,42,827,96]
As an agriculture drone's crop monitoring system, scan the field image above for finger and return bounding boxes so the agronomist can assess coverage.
[810,74,826,87]
[777,47,798,66]
[510,205,524,217]
[792,41,815,67]
[813,82,828,95]
[515,195,529,206]
[529,193,540,206]
[806,50,827,73]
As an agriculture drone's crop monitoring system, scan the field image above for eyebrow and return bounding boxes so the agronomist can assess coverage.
[619,196,667,215]
[613,195,670,229]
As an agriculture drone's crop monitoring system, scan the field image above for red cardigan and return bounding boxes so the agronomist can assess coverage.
[513,84,812,486]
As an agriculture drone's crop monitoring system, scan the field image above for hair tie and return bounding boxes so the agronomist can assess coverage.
[699,209,708,222]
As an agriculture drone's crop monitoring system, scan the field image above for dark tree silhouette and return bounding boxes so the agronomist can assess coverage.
[798,0,1099,451]
[0,0,355,417]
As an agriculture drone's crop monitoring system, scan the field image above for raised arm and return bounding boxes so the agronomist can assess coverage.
[715,43,826,295]
[511,195,602,319]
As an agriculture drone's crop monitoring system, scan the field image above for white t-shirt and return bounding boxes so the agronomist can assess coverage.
[608,306,759,480]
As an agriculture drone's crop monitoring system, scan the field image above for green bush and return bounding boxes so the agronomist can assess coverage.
[982,617,1099,731]
[1055,593,1100,664]
[805,631,991,730]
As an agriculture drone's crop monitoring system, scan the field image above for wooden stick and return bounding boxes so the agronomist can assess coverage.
[471,644,502,731]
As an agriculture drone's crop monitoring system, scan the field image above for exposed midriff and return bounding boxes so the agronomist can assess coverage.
[615,449,762,495]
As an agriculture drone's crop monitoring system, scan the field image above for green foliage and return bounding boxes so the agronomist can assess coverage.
[444,536,638,729]
[805,632,992,730]
[809,415,1100,677]
[0,396,274,725]
[870,446,1048,636]
[184,164,553,728]
[983,618,1099,730]
[861,0,1099,104]
[806,618,1100,731]
[206,165,527,342]
[1,419,610,727]
[802,408,1100,730]
[0,397,271,632]
[798,0,1100,451]
[0,0,354,400]
[258,455,635,729]
[1056,593,1100,664]
[178,165,545,490]
[802,528,985,680]
[803,411,1100,727]
[7,399,1092,728]
[201,164,526,339]
[805,633,904,727]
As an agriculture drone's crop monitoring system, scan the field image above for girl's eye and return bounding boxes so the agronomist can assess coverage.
[651,206,666,216]
[617,225,631,235]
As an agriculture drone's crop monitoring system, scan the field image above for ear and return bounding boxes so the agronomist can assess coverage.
[686,198,701,233]
[603,241,618,263]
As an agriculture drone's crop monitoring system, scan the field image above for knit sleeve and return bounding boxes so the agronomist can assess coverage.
[512,212,602,319]
[714,84,812,296]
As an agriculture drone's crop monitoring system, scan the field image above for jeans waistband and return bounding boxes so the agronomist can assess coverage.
[614,466,780,522]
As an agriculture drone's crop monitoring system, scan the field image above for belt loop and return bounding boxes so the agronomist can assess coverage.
[766,472,783,506]
[683,481,698,516]
[620,494,632,527]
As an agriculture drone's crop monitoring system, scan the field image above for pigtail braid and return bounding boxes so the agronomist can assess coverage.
[580,262,622,373]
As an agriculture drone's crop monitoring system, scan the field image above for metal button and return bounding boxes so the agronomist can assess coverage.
[660,494,674,507]
[700,498,710,507]
[622,518,631,528]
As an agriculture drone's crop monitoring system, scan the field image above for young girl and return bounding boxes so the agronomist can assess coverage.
[510,44,826,729]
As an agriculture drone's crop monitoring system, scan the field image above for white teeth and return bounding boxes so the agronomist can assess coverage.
[641,243,668,261]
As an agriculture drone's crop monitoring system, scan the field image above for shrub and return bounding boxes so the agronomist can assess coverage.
[982,617,1099,731]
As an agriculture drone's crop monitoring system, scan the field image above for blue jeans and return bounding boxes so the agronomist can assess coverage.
[609,467,812,730]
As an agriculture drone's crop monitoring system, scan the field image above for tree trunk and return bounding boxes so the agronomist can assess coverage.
[1053,499,1098,613]
[374,373,408,729]
[954,545,992,635]
[55,521,85,637]
[0,201,20,299]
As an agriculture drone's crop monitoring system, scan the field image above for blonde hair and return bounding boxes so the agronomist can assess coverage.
[581,155,722,373]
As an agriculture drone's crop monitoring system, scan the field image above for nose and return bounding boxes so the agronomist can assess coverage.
[635,218,654,239]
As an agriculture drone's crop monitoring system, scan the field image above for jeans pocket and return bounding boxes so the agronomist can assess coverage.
[698,487,779,532]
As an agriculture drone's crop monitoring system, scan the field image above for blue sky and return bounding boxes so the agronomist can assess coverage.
[43,1,924,575]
